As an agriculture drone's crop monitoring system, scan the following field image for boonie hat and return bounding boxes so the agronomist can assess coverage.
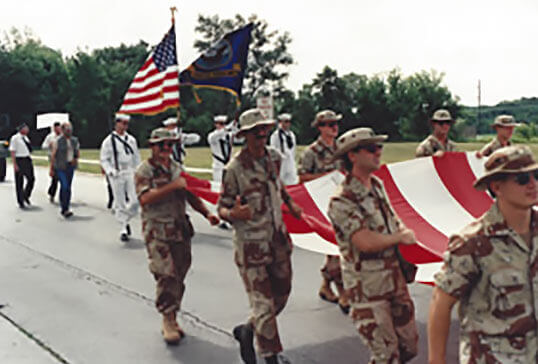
[311,109,342,127]
[237,109,275,137]
[332,127,388,161]
[491,114,521,128]
[473,145,538,190]
[148,127,179,144]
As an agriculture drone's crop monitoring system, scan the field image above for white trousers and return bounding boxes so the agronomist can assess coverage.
[110,170,138,233]
[212,166,224,183]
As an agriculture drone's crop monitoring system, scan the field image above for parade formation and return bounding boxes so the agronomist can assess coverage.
[3,9,538,364]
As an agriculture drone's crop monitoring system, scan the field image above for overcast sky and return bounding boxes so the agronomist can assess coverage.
[2,0,537,106]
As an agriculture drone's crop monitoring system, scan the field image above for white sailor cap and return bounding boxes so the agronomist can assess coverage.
[278,113,292,121]
[214,115,228,123]
[115,113,130,122]
[162,117,178,126]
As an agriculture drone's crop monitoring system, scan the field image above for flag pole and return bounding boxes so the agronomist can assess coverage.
[169,6,181,122]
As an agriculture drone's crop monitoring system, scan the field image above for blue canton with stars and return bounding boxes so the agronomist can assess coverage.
[153,25,177,72]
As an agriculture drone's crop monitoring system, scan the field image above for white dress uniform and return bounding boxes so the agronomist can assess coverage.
[41,131,60,158]
[207,118,240,182]
[99,130,141,237]
[269,126,298,185]
[161,118,200,165]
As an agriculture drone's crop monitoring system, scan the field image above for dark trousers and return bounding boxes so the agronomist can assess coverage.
[48,170,59,197]
[57,165,75,213]
[14,157,35,206]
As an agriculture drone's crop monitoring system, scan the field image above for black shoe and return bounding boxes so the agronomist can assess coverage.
[126,224,131,236]
[339,303,350,315]
[49,194,54,203]
[233,324,256,364]
[62,210,73,218]
[265,355,279,364]
[18,203,26,210]
[218,221,230,230]
[24,198,31,205]
[120,233,129,242]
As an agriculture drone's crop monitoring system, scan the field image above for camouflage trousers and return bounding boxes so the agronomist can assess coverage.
[237,251,292,357]
[145,239,192,314]
[321,255,342,285]
[459,332,537,364]
[350,271,418,364]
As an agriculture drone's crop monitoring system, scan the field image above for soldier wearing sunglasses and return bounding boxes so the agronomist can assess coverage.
[135,127,219,345]
[298,109,349,313]
[416,109,458,158]
[429,145,538,364]
[328,127,419,364]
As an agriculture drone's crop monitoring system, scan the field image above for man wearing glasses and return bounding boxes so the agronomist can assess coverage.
[217,109,302,364]
[328,127,419,364]
[428,145,538,364]
[415,109,458,157]
[100,113,141,242]
[298,109,349,313]
[135,127,219,345]
[269,113,298,186]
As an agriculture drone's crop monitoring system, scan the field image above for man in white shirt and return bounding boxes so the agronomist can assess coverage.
[207,115,240,183]
[41,121,62,202]
[269,113,298,185]
[9,123,35,209]
[162,116,200,165]
[100,113,141,242]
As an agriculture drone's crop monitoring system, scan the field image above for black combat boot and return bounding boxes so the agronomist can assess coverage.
[233,323,256,364]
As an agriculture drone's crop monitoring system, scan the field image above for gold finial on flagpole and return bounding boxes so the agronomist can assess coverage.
[170,6,177,24]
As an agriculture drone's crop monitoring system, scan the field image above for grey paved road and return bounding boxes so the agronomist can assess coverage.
[0,164,460,363]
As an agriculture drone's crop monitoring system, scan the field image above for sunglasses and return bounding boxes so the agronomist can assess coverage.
[433,120,452,126]
[157,141,174,148]
[319,121,338,128]
[355,144,383,154]
[512,170,538,186]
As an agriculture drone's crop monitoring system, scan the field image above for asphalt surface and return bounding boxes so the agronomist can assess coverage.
[0,163,461,364]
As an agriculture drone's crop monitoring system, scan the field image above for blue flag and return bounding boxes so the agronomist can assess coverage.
[180,23,253,100]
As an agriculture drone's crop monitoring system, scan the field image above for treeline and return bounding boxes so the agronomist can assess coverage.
[3,18,530,148]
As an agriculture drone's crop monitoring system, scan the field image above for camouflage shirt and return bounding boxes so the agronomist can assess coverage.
[135,158,194,243]
[479,137,511,158]
[298,137,341,175]
[217,146,293,267]
[415,134,457,157]
[435,202,538,359]
[328,174,403,301]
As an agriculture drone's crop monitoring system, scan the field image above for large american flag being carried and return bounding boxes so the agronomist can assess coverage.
[119,24,180,115]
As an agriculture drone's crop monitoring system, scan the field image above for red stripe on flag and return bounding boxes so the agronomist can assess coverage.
[375,165,445,263]
[121,85,179,106]
[433,152,493,218]
[132,67,160,83]
[128,70,178,94]
[120,99,179,115]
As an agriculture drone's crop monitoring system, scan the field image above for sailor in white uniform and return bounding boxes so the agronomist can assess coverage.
[207,115,240,183]
[269,113,298,185]
[99,113,141,242]
[162,117,201,165]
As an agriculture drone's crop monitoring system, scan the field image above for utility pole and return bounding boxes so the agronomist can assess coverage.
[477,79,481,126]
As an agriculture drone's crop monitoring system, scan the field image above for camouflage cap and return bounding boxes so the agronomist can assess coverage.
[430,109,453,122]
[237,108,275,137]
[491,114,520,128]
[148,127,179,144]
[474,145,538,190]
[331,127,388,161]
[311,109,342,127]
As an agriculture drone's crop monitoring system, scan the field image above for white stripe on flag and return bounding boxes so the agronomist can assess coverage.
[304,171,345,222]
[291,232,340,255]
[466,151,486,180]
[119,92,179,112]
[124,78,179,99]
[387,157,475,237]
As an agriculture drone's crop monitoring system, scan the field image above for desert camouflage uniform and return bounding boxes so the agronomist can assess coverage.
[299,137,343,284]
[435,202,538,364]
[135,158,194,314]
[218,146,294,357]
[479,137,511,158]
[415,134,457,157]
[328,174,418,364]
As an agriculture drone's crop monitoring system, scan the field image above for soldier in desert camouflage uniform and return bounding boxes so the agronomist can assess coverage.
[135,128,219,345]
[328,127,419,364]
[217,109,302,364]
[298,109,349,313]
[428,145,538,364]
[476,114,520,158]
[416,109,457,157]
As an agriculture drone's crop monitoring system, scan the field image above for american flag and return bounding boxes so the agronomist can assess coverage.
[119,25,179,115]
